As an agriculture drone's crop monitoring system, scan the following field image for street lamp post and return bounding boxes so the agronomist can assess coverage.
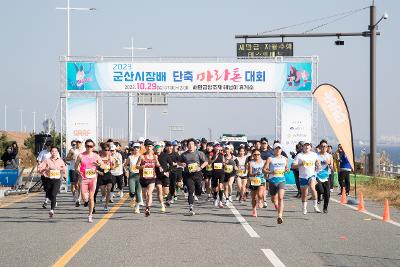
[56,0,96,57]
[33,111,36,133]
[18,109,23,133]
[123,37,152,141]
[235,4,387,177]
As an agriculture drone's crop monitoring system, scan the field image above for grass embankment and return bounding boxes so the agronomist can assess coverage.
[345,174,400,208]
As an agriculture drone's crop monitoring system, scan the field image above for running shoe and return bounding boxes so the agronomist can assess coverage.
[225,200,231,207]
[303,208,308,215]
[129,199,136,209]
[104,206,109,212]
[144,207,150,217]
[75,201,80,207]
[252,208,257,217]
[42,202,47,209]
[277,217,283,224]
[218,201,224,208]
[189,209,195,216]
[323,208,328,213]
[194,195,199,202]
[88,215,93,223]
[314,206,322,213]
[139,201,145,206]
[229,195,233,202]
[92,207,96,214]
[109,198,114,203]
[134,206,140,214]
[83,201,89,207]
[160,205,166,213]
[49,210,54,218]
[213,199,219,207]
[173,196,178,201]
[165,201,171,207]
[262,202,268,209]
[329,189,333,193]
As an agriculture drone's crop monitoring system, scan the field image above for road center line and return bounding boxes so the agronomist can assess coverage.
[228,204,260,238]
[330,198,400,228]
[262,249,286,267]
[53,194,129,267]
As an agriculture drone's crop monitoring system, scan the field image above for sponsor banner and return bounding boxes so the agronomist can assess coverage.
[0,169,19,186]
[66,98,97,150]
[281,97,313,153]
[313,84,354,170]
[66,62,312,92]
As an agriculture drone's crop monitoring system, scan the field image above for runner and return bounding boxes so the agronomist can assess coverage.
[263,143,289,224]
[178,138,208,215]
[291,142,321,214]
[37,140,52,209]
[203,142,214,201]
[124,143,142,213]
[136,139,160,217]
[167,140,181,203]
[97,143,115,212]
[210,143,225,208]
[248,149,266,217]
[111,144,124,199]
[235,146,249,203]
[37,146,66,218]
[317,140,334,213]
[75,139,105,222]
[223,144,237,206]
[155,143,172,212]
[260,138,272,208]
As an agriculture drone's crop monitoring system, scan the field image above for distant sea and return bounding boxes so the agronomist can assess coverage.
[354,145,400,165]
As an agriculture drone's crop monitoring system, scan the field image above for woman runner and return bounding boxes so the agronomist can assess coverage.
[235,146,249,203]
[248,149,266,217]
[124,143,142,213]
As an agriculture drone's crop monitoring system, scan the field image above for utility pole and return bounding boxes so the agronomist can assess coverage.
[18,109,23,132]
[4,104,6,131]
[235,4,387,177]
[33,111,36,133]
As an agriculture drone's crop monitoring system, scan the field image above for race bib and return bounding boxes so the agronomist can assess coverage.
[206,164,213,171]
[273,169,285,177]
[143,168,154,178]
[224,165,233,173]
[238,167,246,176]
[214,163,223,170]
[250,177,261,186]
[85,169,96,179]
[130,165,139,174]
[304,161,314,167]
[188,163,198,173]
[49,169,61,179]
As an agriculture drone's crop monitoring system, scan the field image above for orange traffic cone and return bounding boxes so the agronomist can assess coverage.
[357,192,365,212]
[340,188,347,204]
[382,199,391,222]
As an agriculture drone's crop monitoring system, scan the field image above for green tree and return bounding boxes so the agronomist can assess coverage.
[0,132,10,155]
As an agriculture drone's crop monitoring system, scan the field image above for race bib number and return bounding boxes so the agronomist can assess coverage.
[273,169,285,177]
[304,161,314,167]
[85,169,96,179]
[188,163,198,173]
[49,169,61,179]
[143,168,154,178]
[206,164,213,171]
[238,167,246,176]
[214,163,223,170]
[224,165,233,173]
[250,177,261,186]
[130,165,139,174]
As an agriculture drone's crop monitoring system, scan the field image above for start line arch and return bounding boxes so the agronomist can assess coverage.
[60,56,319,155]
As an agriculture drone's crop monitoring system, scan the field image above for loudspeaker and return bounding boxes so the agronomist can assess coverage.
[34,134,52,156]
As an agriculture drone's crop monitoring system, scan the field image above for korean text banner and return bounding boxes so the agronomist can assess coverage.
[281,97,313,153]
[66,98,97,150]
[66,62,312,92]
[313,84,354,170]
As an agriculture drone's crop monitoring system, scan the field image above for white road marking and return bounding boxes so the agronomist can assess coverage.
[262,249,286,267]
[331,198,400,228]
[228,204,260,238]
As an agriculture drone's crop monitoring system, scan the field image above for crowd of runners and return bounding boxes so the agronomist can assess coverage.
[36,137,352,224]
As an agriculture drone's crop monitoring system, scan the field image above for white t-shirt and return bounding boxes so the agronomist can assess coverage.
[37,149,51,163]
[111,152,123,176]
[68,148,82,171]
[293,152,319,179]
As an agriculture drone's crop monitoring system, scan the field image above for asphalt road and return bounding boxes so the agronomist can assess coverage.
[0,188,399,267]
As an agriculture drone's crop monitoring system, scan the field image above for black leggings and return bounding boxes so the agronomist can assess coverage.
[183,172,203,205]
[41,176,49,199]
[46,179,61,210]
[293,170,300,193]
[338,170,350,194]
[317,180,330,210]
[114,175,124,190]
[169,171,178,199]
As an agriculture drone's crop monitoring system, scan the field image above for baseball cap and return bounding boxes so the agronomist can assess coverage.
[201,138,207,143]
[144,139,153,146]
[171,140,178,146]
[273,143,282,149]
[138,137,145,143]
[165,141,172,147]
[110,145,116,151]
[133,143,140,148]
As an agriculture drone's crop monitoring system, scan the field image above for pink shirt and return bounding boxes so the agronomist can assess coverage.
[38,157,67,179]
[79,152,102,180]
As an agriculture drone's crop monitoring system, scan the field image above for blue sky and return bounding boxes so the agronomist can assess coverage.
[0,0,398,141]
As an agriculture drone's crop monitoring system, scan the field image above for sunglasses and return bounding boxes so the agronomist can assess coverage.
[253,153,261,156]
[72,143,77,146]
[86,145,94,148]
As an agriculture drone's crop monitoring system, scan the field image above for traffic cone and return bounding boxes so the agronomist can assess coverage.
[357,192,365,212]
[382,199,391,222]
[340,188,347,204]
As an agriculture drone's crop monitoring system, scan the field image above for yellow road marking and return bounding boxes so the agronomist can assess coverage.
[0,192,40,209]
[53,194,129,267]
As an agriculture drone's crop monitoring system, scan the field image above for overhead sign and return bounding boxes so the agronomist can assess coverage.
[66,61,311,93]
[237,42,294,57]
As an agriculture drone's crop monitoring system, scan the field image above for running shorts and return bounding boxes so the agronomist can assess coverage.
[269,182,285,196]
